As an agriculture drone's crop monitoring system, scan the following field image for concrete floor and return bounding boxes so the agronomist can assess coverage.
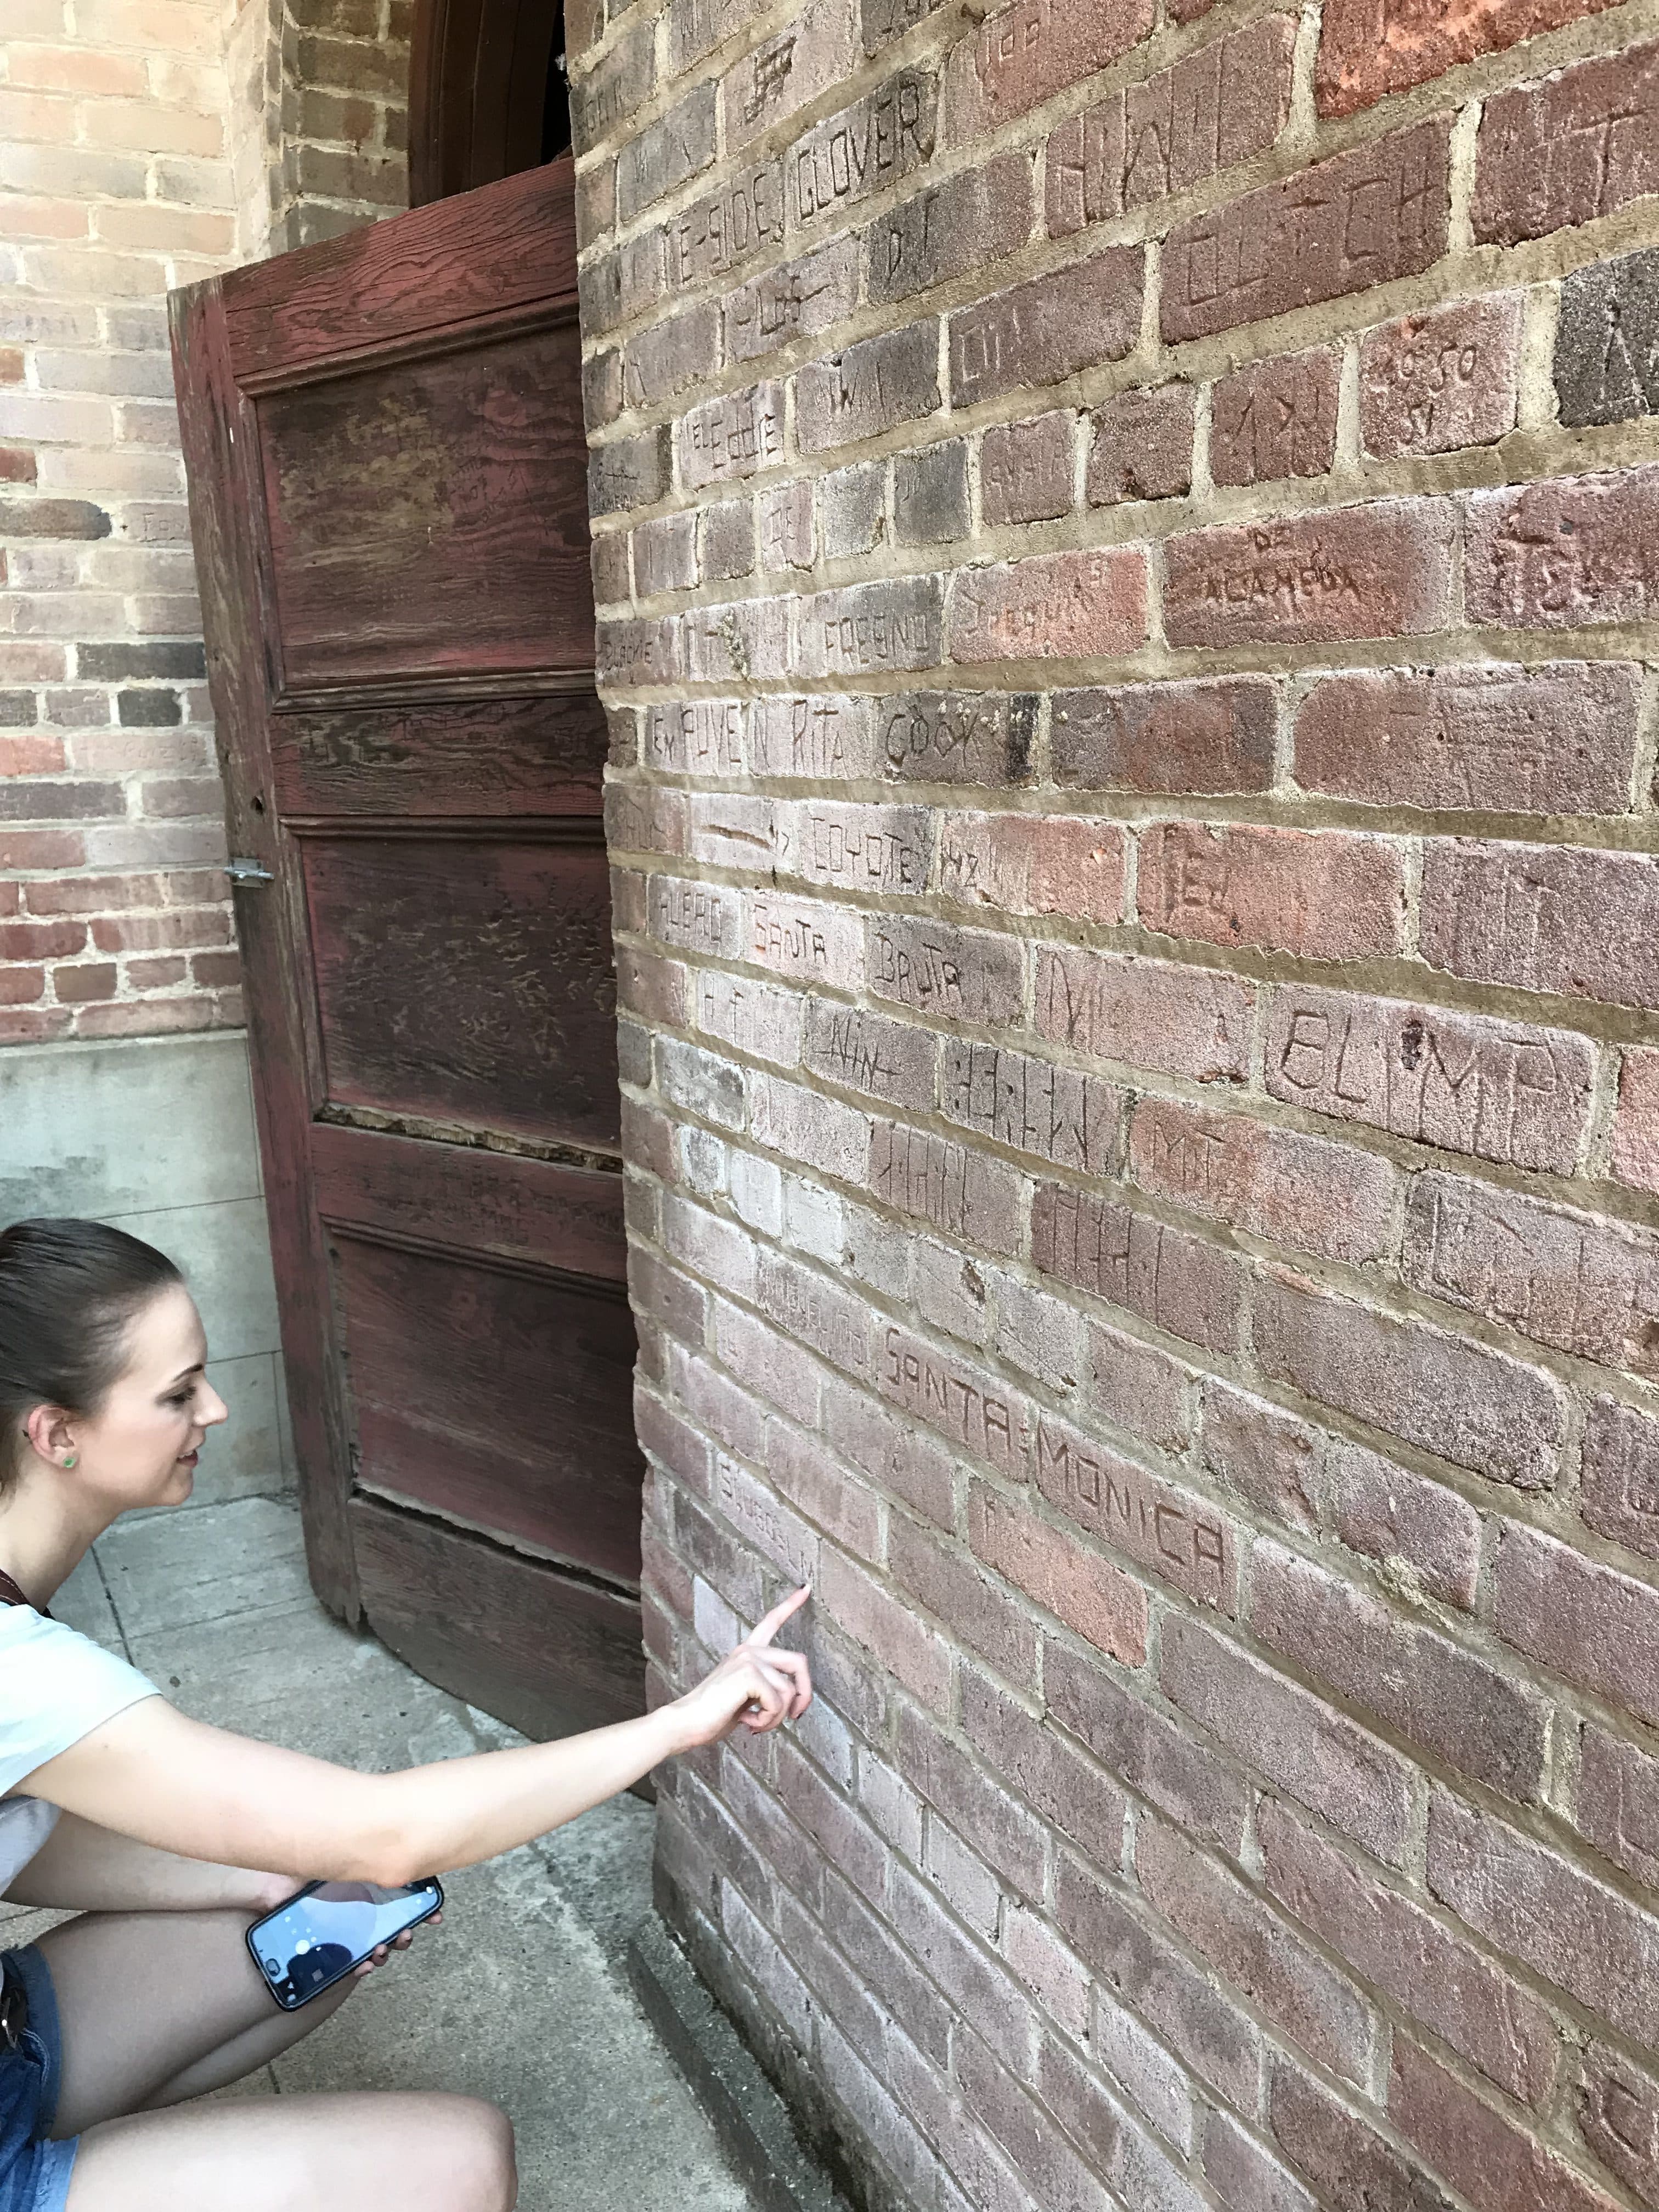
[0,1491,754,2212]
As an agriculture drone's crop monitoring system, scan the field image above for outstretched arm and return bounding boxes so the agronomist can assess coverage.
[21,1588,812,1886]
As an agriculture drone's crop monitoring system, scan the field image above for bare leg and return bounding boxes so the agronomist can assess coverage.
[35,1905,369,2134]
[66,2092,516,2212]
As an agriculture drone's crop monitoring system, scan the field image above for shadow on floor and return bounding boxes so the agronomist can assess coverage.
[2,1489,754,2212]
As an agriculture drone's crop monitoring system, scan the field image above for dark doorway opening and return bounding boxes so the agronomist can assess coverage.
[409,0,569,207]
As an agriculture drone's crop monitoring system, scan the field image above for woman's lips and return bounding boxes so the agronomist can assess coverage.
[178,1451,199,1468]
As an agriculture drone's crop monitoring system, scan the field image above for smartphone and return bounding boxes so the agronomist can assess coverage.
[246,1877,444,2008]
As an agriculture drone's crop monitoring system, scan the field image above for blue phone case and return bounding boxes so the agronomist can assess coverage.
[246,1877,444,2008]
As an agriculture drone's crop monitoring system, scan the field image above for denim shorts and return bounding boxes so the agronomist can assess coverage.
[0,1948,76,2212]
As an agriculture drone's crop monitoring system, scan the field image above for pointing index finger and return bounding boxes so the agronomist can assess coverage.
[747,1583,811,1650]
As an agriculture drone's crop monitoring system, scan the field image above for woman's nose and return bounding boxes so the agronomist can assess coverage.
[200,1380,231,1428]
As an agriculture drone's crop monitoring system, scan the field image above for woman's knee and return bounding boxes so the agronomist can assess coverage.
[434,2095,516,2212]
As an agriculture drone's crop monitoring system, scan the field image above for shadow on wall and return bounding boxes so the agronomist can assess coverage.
[0,1033,295,1505]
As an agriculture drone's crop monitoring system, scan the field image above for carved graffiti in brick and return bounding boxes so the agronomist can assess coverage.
[1268,990,1592,1175]
[1161,119,1450,343]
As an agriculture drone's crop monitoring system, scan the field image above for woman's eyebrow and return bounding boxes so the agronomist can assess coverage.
[163,1362,205,1387]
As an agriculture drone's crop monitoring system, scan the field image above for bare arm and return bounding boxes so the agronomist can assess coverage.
[20,1588,812,1886]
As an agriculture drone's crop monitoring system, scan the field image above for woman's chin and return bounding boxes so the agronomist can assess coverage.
[159,1460,197,1505]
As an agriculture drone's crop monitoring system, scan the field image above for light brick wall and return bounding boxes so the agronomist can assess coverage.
[0,0,405,1043]
[575,2,1659,2209]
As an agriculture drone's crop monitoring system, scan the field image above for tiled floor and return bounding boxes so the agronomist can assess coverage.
[2,1492,751,2212]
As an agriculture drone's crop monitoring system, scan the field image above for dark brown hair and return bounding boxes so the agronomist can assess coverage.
[0,1218,183,1486]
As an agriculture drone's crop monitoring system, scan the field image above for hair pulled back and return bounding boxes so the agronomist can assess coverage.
[0,1218,183,1487]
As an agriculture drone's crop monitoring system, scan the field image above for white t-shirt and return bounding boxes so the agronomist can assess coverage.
[0,1605,160,1891]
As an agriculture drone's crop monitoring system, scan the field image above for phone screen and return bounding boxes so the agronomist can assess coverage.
[248,1878,442,2007]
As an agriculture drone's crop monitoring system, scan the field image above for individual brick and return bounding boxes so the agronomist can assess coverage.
[1325,1440,1483,1611]
[758,479,814,575]
[1261,1799,1556,2107]
[699,499,755,583]
[725,236,861,367]
[674,383,784,491]
[942,0,1155,139]
[940,1037,1119,1171]
[1029,1396,1239,1607]
[1402,1171,1659,1378]
[1036,943,1253,1085]
[1086,384,1194,506]
[967,1481,1148,1664]
[1052,676,1274,793]
[937,813,1126,924]
[632,511,697,596]
[719,0,859,151]
[623,302,721,410]
[1495,1522,1659,1728]
[1428,1788,1659,2050]
[949,247,1143,408]
[1557,249,1659,427]
[805,1003,935,1110]
[1466,467,1659,631]
[1045,15,1296,238]
[616,83,716,223]
[893,440,969,545]
[1294,662,1640,815]
[817,462,887,560]
[795,321,942,453]
[980,412,1075,528]
[795,576,944,678]
[1162,120,1451,345]
[1164,499,1457,648]
[588,426,672,516]
[1160,1613,1413,1863]
[1250,1538,1550,1803]
[1321,0,1617,117]
[1362,296,1521,458]
[1251,1268,1565,1493]
[1135,1816,1375,2084]
[867,152,1034,306]
[872,1123,1024,1254]
[1200,1384,1319,1533]
[1128,1095,1396,1267]
[1210,349,1339,488]
[1033,1176,1248,1354]
[788,67,938,230]
[1419,840,1659,1011]
[1136,822,1406,961]
[949,548,1148,664]
[1263,985,1595,1176]
[1088,1323,1193,1458]
[1474,43,1659,247]
[869,913,1023,1024]
[888,1517,1040,1689]
[878,692,1037,785]
[668,159,785,289]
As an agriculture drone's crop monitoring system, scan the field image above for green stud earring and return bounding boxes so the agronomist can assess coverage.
[63,1454,76,1470]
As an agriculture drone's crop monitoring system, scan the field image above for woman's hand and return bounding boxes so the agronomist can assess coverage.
[354,1909,443,1979]
[664,1586,814,1754]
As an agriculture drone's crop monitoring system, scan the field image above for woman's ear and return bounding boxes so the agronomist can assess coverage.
[21,1403,76,1468]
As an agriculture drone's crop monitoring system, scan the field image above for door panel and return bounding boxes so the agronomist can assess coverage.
[334,1234,642,1580]
[270,693,608,817]
[301,830,619,1148]
[172,157,642,1737]
[257,318,592,691]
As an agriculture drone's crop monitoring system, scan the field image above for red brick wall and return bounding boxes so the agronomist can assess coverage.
[576,2,1659,2208]
[0,0,407,1045]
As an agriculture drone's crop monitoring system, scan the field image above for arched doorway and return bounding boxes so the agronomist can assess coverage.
[408,0,571,206]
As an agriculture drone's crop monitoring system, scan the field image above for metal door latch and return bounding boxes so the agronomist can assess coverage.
[225,857,275,885]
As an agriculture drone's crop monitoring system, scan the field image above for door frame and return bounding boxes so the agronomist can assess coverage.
[408,0,566,207]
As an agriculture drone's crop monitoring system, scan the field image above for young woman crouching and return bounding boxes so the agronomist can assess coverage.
[0,1217,810,2212]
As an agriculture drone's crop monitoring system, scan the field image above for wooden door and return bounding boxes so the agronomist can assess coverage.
[170,159,645,1742]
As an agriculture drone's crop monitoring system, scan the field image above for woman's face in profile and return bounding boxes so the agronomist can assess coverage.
[70,1284,230,1514]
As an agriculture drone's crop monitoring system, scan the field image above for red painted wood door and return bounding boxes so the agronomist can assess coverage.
[170,159,644,1741]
